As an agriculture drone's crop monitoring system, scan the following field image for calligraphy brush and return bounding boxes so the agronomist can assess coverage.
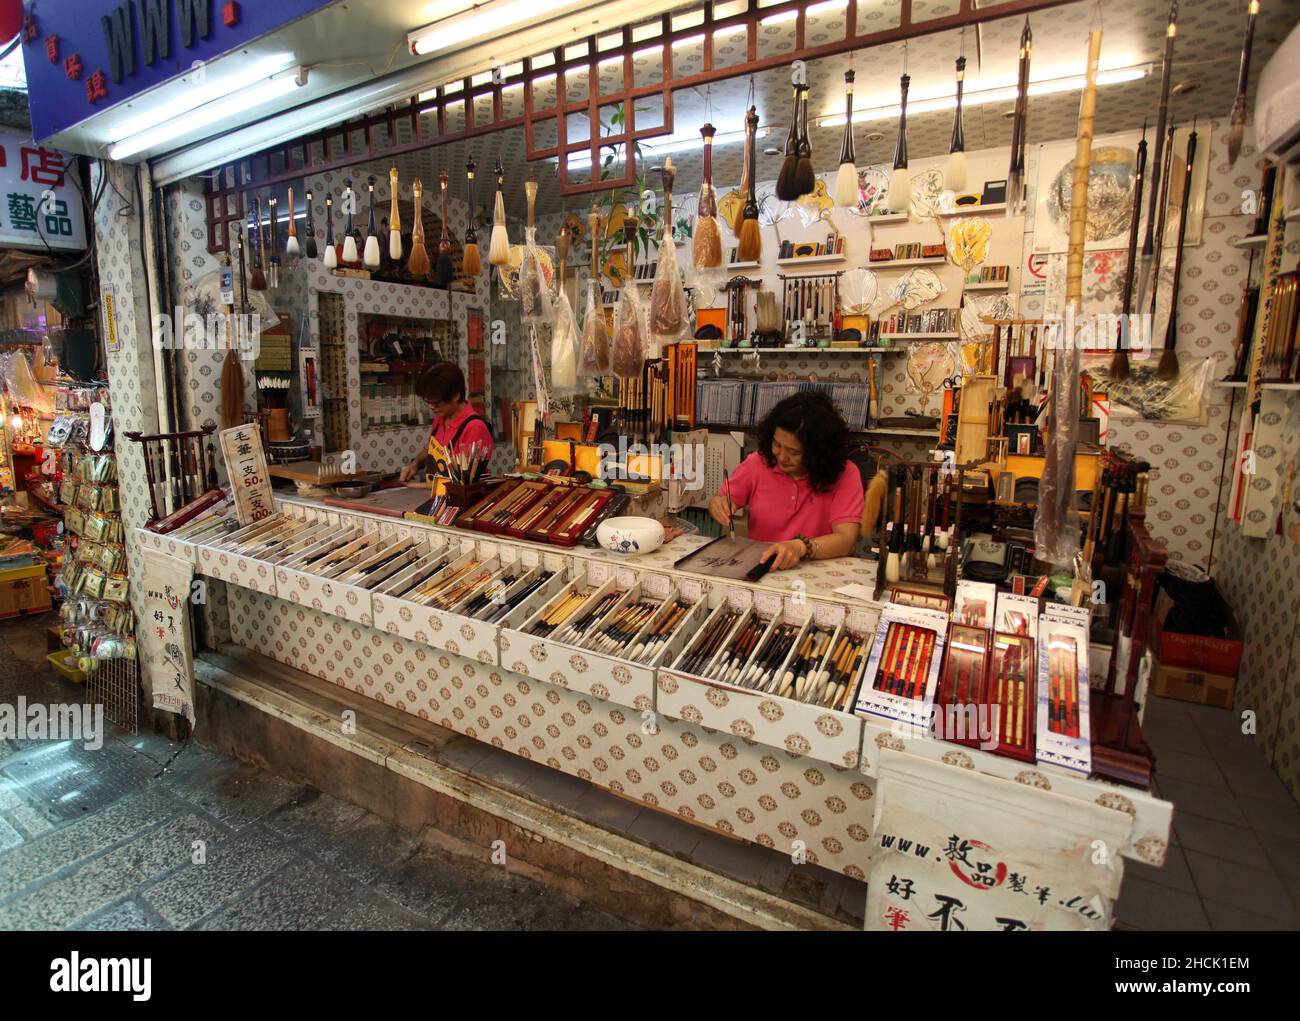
[1006,19,1032,216]
[1138,1,1179,310]
[1111,125,1147,381]
[462,158,481,277]
[738,106,762,262]
[408,179,430,277]
[946,56,967,192]
[776,81,802,201]
[302,189,318,260]
[834,70,859,207]
[1159,126,1197,380]
[489,160,510,266]
[435,169,454,286]
[887,72,911,212]
[284,187,300,258]
[1147,124,1176,319]
[267,194,280,287]
[388,167,403,262]
[322,193,337,268]
[363,175,381,268]
[222,227,248,429]
[249,196,267,290]
[341,180,359,264]
[723,468,736,538]
[693,123,722,267]
[1228,1,1259,165]
[794,81,814,198]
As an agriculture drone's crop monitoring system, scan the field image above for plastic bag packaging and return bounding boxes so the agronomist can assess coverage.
[612,281,648,378]
[550,285,580,394]
[649,236,686,350]
[1082,355,1211,423]
[519,226,552,323]
[1034,346,1081,568]
[1,349,54,416]
[579,281,610,375]
[528,322,549,417]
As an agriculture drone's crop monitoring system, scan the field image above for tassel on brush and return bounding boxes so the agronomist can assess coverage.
[407,179,430,278]
[489,159,510,267]
[461,158,481,277]
[435,168,454,286]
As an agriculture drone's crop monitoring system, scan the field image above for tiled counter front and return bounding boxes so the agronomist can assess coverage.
[228,587,880,879]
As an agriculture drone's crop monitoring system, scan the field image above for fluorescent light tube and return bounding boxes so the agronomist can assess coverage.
[410,0,587,57]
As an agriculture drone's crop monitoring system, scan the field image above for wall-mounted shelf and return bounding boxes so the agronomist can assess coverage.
[1232,235,1268,249]
[725,261,761,270]
[867,212,908,224]
[938,203,1007,216]
[776,254,846,267]
[715,346,894,355]
[878,332,960,341]
[869,257,948,269]
[963,282,1010,291]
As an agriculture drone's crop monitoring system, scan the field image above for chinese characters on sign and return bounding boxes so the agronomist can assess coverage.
[218,424,275,526]
[141,550,195,725]
[0,131,85,251]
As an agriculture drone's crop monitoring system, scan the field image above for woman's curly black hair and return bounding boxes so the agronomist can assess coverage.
[756,390,850,493]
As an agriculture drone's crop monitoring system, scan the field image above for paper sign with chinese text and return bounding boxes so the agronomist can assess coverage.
[142,549,195,725]
[218,423,275,526]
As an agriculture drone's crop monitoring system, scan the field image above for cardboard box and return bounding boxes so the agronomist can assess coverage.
[1152,661,1236,709]
[0,563,52,617]
[1152,590,1243,677]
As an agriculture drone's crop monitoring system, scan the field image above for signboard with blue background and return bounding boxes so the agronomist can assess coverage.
[20,0,334,143]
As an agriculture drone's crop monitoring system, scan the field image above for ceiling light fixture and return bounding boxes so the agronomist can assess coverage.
[556,125,770,169]
[818,64,1148,128]
[409,0,591,57]
[109,65,310,161]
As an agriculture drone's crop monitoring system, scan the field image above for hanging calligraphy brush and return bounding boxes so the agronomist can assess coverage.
[461,158,481,277]
[1227,1,1259,166]
[388,167,403,262]
[1138,1,1178,310]
[1111,125,1147,382]
[434,169,454,286]
[408,179,430,277]
[794,81,814,198]
[693,123,722,268]
[834,70,858,207]
[363,175,381,268]
[1006,19,1032,216]
[267,194,280,288]
[946,56,967,193]
[776,80,802,202]
[1148,124,1175,321]
[1158,126,1197,380]
[887,69,911,212]
[223,227,248,430]
[489,160,510,266]
[737,106,762,263]
[322,193,337,269]
[284,187,299,258]
[341,180,359,264]
[249,196,266,290]
[303,189,317,260]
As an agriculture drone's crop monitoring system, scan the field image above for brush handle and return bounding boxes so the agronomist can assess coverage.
[557,226,569,285]
[525,180,537,230]
[389,167,401,231]
[439,169,451,250]
[493,160,506,227]
[268,196,279,263]
[839,70,856,164]
[744,107,759,207]
[304,190,315,237]
[286,188,297,239]
[949,58,965,154]
[700,123,715,185]
[1119,133,1148,317]
[324,195,334,245]
[465,159,477,242]
[1162,130,1197,351]
[1141,1,1179,260]
[796,84,811,159]
[783,87,799,157]
[252,197,264,269]
[588,207,601,275]
[892,74,909,170]
[343,180,354,234]
[366,175,377,237]
[411,180,424,242]
[235,225,249,311]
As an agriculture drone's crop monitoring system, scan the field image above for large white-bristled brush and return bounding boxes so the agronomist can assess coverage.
[363,175,381,268]
[888,72,911,212]
[388,167,403,262]
[323,193,337,269]
[489,159,509,267]
[834,70,858,207]
[341,180,359,264]
[284,186,300,257]
[945,56,967,193]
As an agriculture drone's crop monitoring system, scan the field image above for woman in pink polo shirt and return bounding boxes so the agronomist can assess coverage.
[709,391,864,570]
[399,361,494,482]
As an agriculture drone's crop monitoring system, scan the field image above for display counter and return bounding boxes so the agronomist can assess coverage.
[138,493,1173,929]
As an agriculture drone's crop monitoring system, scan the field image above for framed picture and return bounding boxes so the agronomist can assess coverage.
[996,470,1016,503]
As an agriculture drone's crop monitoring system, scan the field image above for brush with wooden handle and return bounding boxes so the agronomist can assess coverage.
[408,179,430,278]
[388,167,403,262]
[462,158,481,277]
[435,169,454,286]
[284,187,299,257]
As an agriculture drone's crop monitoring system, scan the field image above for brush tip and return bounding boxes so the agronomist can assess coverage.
[794,158,815,198]
[461,244,482,277]
[775,158,800,202]
[1109,351,1131,382]
[1157,348,1180,380]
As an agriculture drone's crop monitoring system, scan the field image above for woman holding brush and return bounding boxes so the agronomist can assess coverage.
[399,361,494,482]
[708,391,863,571]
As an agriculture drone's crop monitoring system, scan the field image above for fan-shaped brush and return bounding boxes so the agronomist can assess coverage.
[322,194,337,269]
[834,71,858,207]
[435,169,454,286]
[775,84,801,202]
[946,57,967,193]
[738,107,762,263]
[363,176,381,268]
[407,179,430,278]
[284,187,300,257]
[249,197,267,290]
[387,167,403,262]
[461,158,481,277]
[341,180,359,264]
[303,189,318,260]
[489,160,510,266]
[794,83,814,198]
[887,73,911,212]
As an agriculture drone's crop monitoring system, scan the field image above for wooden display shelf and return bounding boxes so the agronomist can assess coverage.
[1232,234,1268,249]
[716,346,893,354]
[963,282,1010,291]
[878,332,960,341]
[866,212,908,224]
[775,253,846,267]
[938,203,1007,216]
[868,256,948,269]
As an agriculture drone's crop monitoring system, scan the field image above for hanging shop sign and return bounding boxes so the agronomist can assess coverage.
[0,131,86,251]
[218,423,274,525]
[141,548,196,725]
[20,0,333,142]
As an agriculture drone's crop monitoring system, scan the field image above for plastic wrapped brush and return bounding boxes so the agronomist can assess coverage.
[612,276,648,378]
[550,227,579,393]
[579,208,610,375]
[649,159,687,349]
